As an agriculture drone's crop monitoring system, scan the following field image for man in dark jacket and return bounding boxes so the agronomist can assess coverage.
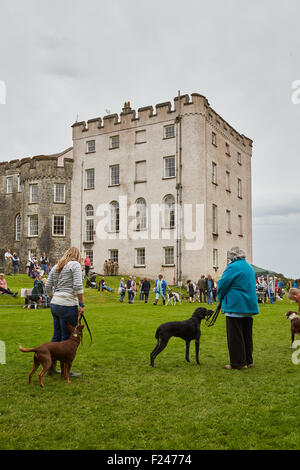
[141,278,151,303]
[197,275,206,303]
[217,246,259,370]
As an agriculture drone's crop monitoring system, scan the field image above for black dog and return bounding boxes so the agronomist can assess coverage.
[150,307,213,366]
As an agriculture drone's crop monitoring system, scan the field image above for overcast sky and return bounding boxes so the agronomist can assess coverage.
[0,0,299,277]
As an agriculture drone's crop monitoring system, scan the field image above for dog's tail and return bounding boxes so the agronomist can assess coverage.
[19,345,37,353]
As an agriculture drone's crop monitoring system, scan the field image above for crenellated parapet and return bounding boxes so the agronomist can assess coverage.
[71,92,252,154]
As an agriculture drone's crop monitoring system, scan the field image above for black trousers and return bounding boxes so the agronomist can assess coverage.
[226,316,253,367]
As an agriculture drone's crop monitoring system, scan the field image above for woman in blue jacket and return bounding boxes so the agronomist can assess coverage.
[217,246,259,370]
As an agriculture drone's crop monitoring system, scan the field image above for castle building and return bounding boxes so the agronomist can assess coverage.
[71,93,253,283]
[0,148,73,271]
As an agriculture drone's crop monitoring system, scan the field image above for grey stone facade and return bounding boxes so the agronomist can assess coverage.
[0,148,73,272]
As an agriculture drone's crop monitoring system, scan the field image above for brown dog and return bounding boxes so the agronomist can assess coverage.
[19,323,84,388]
[285,311,300,347]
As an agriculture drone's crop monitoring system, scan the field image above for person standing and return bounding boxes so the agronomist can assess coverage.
[141,277,151,303]
[113,260,119,276]
[131,277,137,303]
[197,275,206,303]
[4,249,12,276]
[126,276,134,304]
[45,246,84,377]
[103,260,108,276]
[40,252,49,274]
[12,252,20,276]
[206,275,214,305]
[118,278,126,302]
[153,274,168,305]
[217,246,259,370]
[83,255,91,277]
[187,280,195,303]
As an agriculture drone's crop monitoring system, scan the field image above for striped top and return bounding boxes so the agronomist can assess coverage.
[46,260,84,306]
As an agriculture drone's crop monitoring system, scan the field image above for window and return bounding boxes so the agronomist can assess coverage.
[212,162,217,184]
[85,250,94,266]
[226,210,231,233]
[28,215,38,237]
[135,161,146,182]
[29,184,38,203]
[238,215,243,236]
[135,130,146,144]
[28,248,37,259]
[110,135,119,149]
[164,246,174,265]
[86,140,95,153]
[109,249,118,262]
[85,169,95,189]
[212,204,218,235]
[163,194,175,229]
[136,248,145,266]
[135,198,147,230]
[237,152,242,165]
[212,132,217,146]
[54,183,66,203]
[238,178,242,198]
[225,142,230,156]
[213,248,218,268]
[110,201,119,232]
[6,176,13,194]
[15,214,21,241]
[86,219,94,242]
[52,215,65,236]
[86,204,94,217]
[164,156,176,178]
[17,175,21,193]
[109,165,120,186]
[85,204,94,242]
[226,171,231,192]
[164,124,175,139]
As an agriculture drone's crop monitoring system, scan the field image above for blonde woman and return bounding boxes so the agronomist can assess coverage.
[45,246,84,376]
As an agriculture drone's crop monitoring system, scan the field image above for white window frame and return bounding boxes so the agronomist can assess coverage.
[164,246,174,265]
[163,156,176,179]
[28,214,38,237]
[226,209,231,233]
[212,132,217,146]
[212,204,218,235]
[237,152,242,165]
[85,169,95,189]
[135,198,147,231]
[212,162,217,184]
[164,124,175,139]
[86,140,96,153]
[85,218,94,242]
[238,178,242,198]
[15,214,21,241]
[17,175,21,193]
[238,214,243,236]
[213,248,218,268]
[29,184,38,203]
[226,171,231,192]
[109,164,120,186]
[163,194,175,229]
[135,247,146,267]
[6,176,13,194]
[52,215,66,237]
[110,201,120,232]
[85,250,94,266]
[110,135,119,149]
[109,249,118,262]
[54,183,66,203]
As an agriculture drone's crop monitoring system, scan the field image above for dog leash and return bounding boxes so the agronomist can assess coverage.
[205,303,222,327]
[79,312,93,346]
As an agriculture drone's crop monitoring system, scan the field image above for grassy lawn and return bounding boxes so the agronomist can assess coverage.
[0,274,299,450]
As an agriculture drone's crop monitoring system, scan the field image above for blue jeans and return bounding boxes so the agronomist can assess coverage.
[207,290,213,305]
[50,304,78,342]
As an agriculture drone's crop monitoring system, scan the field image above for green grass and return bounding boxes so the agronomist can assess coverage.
[0,274,300,450]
